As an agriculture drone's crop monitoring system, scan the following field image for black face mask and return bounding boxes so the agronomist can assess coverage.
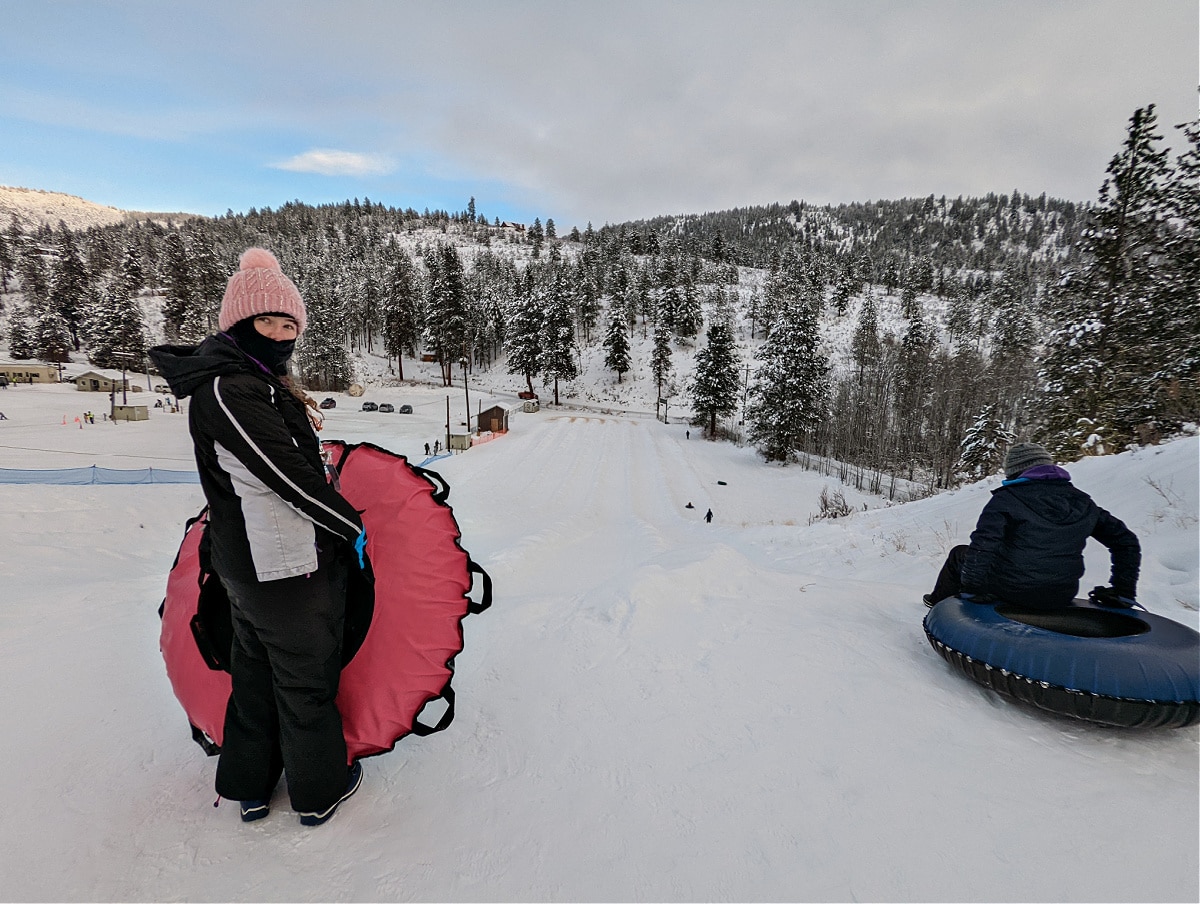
[225,318,296,376]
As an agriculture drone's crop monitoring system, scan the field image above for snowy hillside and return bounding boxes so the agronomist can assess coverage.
[0,380,1196,901]
[0,184,199,231]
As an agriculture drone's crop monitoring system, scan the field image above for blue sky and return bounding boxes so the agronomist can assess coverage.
[1,1,1196,230]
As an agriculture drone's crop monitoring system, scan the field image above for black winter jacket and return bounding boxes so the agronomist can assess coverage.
[150,334,363,583]
[959,467,1140,606]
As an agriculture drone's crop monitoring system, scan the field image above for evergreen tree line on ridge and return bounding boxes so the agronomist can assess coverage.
[0,104,1195,493]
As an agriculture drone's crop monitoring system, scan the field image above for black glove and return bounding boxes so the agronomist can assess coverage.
[1089,585,1136,608]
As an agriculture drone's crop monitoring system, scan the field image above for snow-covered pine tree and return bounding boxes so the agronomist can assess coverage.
[379,248,421,379]
[1154,116,1200,429]
[505,269,546,396]
[1037,105,1174,455]
[188,230,226,332]
[86,283,146,369]
[650,321,673,417]
[603,303,631,382]
[954,404,1016,482]
[689,307,740,437]
[850,291,880,378]
[49,226,89,350]
[424,243,469,385]
[674,271,702,339]
[17,244,49,306]
[6,306,36,359]
[118,240,146,297]
[541,267,578,406]
[746,294,830,462]
[294,260,354,391]
[160,232,195,342]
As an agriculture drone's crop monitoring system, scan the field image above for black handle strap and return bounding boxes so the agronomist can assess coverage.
[467,560,493,614]
[410,683,456,736]
[412,466,451,504]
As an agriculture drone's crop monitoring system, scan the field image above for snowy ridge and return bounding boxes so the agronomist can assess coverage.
[0,184,199,231]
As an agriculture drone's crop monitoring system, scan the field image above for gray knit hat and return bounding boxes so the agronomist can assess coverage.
[1004,442,1054,478]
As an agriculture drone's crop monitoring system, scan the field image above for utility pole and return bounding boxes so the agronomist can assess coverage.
[460,356,471,433]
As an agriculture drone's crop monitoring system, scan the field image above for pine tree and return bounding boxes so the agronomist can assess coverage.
[424,243,469,385]
[850,292,880,378]
[49,226,89,350]
[160,232,195,342]
[294,261,354,391]
[1153,116,1200,428]
[603,304,631,382]
[17,245,49,305]
[1037,105,1174,454]
[380,249,421,379]
[746,295,830,462]
[118,240,146,297]
[541,269,578,406]
[505,270,545,395]
[955,404,1016,482]
[690,311,740,437]
[86,284,146,369]
[6,307,36,359]
[650,321,673,416]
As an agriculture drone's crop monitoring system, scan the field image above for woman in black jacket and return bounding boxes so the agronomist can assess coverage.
[152,248,365,826]
[924,442,1140,609]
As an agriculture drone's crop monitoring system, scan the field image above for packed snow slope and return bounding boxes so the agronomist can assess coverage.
[0,382,1197,902]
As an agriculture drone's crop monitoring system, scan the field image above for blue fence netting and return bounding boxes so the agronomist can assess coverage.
[0,466,200,485]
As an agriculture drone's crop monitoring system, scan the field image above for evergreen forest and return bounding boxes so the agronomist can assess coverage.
[1,104,1196,495]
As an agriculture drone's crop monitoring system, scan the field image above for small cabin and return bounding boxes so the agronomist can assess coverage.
[448,432,472,452]
[477,405,510,434]
[74,371,130,393]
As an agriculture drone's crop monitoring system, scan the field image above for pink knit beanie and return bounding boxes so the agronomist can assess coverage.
[218,248,307,335]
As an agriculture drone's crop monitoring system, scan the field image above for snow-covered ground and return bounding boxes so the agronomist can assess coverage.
[1,380,1196,902]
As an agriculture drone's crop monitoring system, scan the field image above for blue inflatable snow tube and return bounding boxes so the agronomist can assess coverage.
[923,597,1200,728]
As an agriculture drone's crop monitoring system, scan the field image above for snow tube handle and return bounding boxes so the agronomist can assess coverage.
[467,560,492,614]
[410,684,456,736]
[413,466,451,504]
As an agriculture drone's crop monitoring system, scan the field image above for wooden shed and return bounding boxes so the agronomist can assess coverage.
[477,404,510,434]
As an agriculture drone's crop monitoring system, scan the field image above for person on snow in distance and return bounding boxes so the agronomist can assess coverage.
[150,248,365,827]
[924,441,1140,610]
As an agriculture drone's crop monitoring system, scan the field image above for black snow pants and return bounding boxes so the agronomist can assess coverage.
[215,557,348,813]
[928,544,971,603]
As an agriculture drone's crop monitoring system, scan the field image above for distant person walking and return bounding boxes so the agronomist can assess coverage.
[424,442,431,456]
[150,247,365,827]
[705,508,713,523]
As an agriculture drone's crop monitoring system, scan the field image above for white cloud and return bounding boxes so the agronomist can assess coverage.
[271,149,394,177]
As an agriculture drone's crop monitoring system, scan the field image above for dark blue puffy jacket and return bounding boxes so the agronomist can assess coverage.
[959,466,1140,607]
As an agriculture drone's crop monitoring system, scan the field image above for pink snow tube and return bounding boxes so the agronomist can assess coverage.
[159,441,490,761]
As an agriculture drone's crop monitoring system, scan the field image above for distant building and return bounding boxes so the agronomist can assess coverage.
[112,404,149,422]
[477,405,510,434]
[74,371,130,392]
[0,362,60,383]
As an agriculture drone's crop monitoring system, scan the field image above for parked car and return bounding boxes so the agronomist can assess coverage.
[361,401,378,412]
[398,404,413,414]
[378,403,395,413]
[154,383,170,393]
[319,397,337,409]
[518,390,538,400]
